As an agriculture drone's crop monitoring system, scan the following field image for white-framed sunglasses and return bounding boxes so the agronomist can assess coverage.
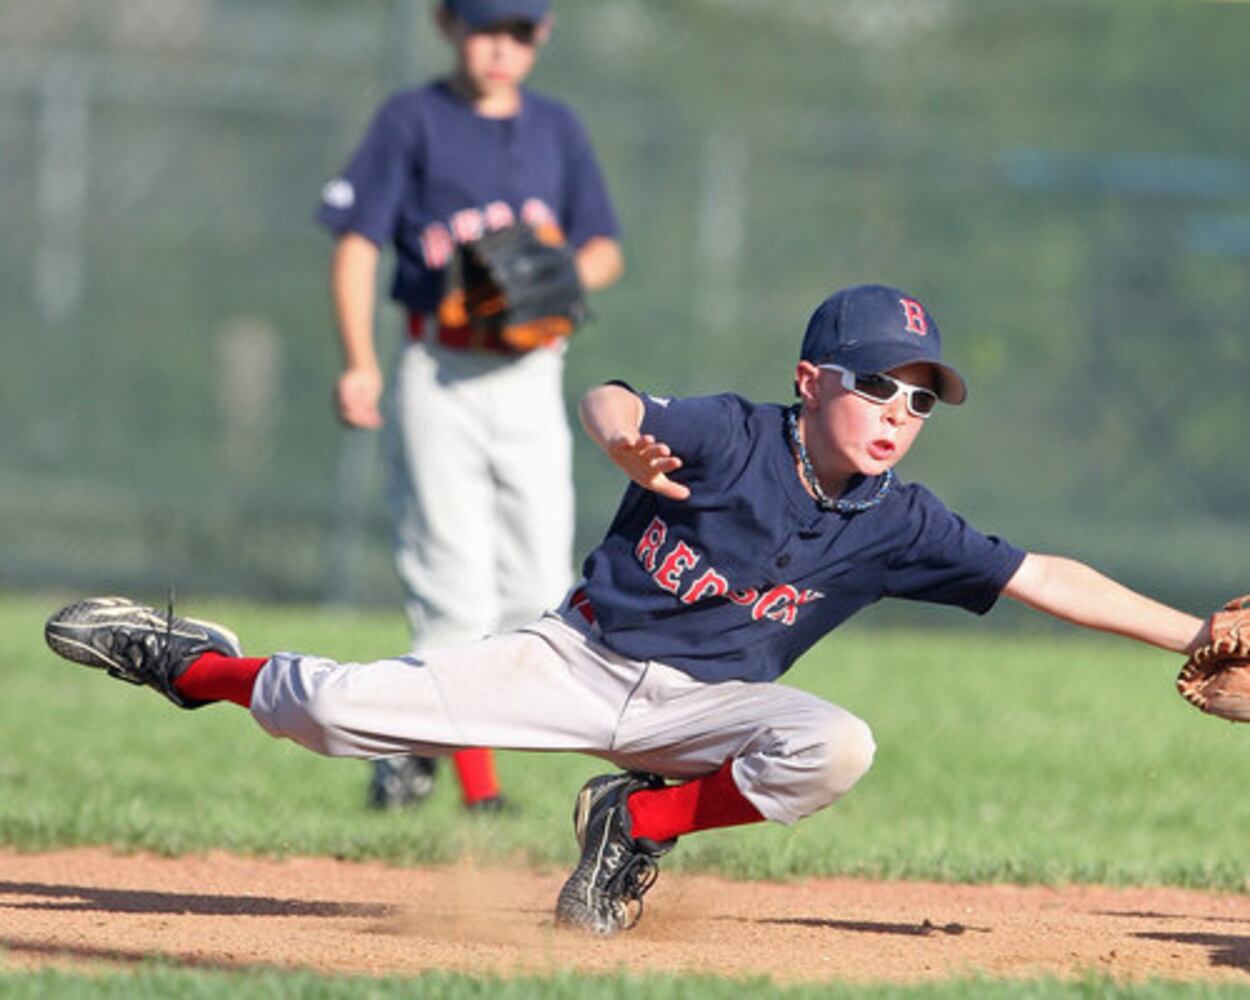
[818,364,939,419]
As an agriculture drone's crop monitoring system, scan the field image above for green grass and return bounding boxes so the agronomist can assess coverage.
[0,968,1247,1000]
[6,590,1250,996]
[3,591,1245,890]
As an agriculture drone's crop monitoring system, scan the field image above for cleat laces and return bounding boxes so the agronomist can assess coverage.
[607,852,659,930]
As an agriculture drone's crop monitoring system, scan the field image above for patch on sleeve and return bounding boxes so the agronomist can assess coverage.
[321,178,355,210]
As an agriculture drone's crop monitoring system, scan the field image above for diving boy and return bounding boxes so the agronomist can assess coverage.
[45,284,1209,935]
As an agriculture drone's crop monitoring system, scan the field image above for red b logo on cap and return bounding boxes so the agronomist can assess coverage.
[899,297,928,336]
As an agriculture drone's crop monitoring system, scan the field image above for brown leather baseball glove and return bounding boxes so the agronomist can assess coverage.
[1176,595,1250,721]
[437,222,586,353]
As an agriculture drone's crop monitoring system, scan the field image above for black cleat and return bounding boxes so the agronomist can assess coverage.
[368,755,439,810]
[554,771,674,935]
[44,596,242,709]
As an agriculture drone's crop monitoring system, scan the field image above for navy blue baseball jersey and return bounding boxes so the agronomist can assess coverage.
[317,81,618,316]
[580,391,1026,683]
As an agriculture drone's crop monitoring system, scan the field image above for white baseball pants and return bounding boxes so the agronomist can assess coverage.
[382,336,574,649]
[250,603,877,825]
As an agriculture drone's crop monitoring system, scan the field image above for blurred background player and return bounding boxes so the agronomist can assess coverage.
[317,0,624,811]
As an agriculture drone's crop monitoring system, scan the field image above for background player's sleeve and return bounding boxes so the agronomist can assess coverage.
[882,484,1027,614]
[316,94,422,245]
[554,107,620,248]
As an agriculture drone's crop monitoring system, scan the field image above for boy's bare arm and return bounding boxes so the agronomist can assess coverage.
[331,233,384,429]
[578,385,689,500]
[1003,553,1207,655]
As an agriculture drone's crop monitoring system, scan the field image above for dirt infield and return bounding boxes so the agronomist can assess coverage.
[2,848,1250,984]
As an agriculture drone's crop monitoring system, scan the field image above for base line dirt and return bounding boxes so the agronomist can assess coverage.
[2,848,1249,983]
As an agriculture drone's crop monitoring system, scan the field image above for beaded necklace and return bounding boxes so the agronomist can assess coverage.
[785,404,895,514]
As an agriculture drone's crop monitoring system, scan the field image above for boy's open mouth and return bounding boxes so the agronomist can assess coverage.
[867,439,896,461]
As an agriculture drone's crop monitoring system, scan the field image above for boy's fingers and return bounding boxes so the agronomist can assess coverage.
[610,438,646,459]
[655,477,691,500]
[607,436,686,499]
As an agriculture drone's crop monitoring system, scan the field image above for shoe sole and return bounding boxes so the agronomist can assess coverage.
[45,596,242,674]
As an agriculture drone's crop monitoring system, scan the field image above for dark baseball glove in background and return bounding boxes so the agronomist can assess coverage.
[438,222,586,353]
[1176,595,1250,721]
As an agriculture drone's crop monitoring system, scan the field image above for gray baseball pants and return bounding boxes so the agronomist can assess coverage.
[250,601,877,825]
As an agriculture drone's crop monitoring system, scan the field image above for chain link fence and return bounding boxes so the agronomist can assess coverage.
[3,0,1248,614]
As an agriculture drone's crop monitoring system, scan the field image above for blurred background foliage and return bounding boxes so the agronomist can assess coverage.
[2,0,1248,617]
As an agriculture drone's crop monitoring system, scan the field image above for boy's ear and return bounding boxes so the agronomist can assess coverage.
[535,14,554,46]
[794,361,821,406]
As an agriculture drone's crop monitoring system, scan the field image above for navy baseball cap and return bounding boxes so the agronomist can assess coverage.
[799,284,967,404]
[445,0,550,27]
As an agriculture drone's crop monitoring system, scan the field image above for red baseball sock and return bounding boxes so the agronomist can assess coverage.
[173,652,268,708]
[453,747,501,805]
[626,760,765,843]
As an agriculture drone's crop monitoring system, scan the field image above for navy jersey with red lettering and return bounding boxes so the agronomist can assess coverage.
[579,391,1026,683]
[317,81,618,314]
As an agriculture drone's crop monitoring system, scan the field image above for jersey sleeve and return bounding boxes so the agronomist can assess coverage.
[636,390,748,486]
[316,94,421,246]
[555,108,619,247]
[883,485,1026,614]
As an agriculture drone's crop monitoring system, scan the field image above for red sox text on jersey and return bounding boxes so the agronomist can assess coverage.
[634,515,825,626]
[419,197,558,269]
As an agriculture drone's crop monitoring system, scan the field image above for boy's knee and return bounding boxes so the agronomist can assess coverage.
[738,706,876,824]
[814,714,876,800]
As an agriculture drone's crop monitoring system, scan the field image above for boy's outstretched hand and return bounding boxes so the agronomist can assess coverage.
[607,433,690,501]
